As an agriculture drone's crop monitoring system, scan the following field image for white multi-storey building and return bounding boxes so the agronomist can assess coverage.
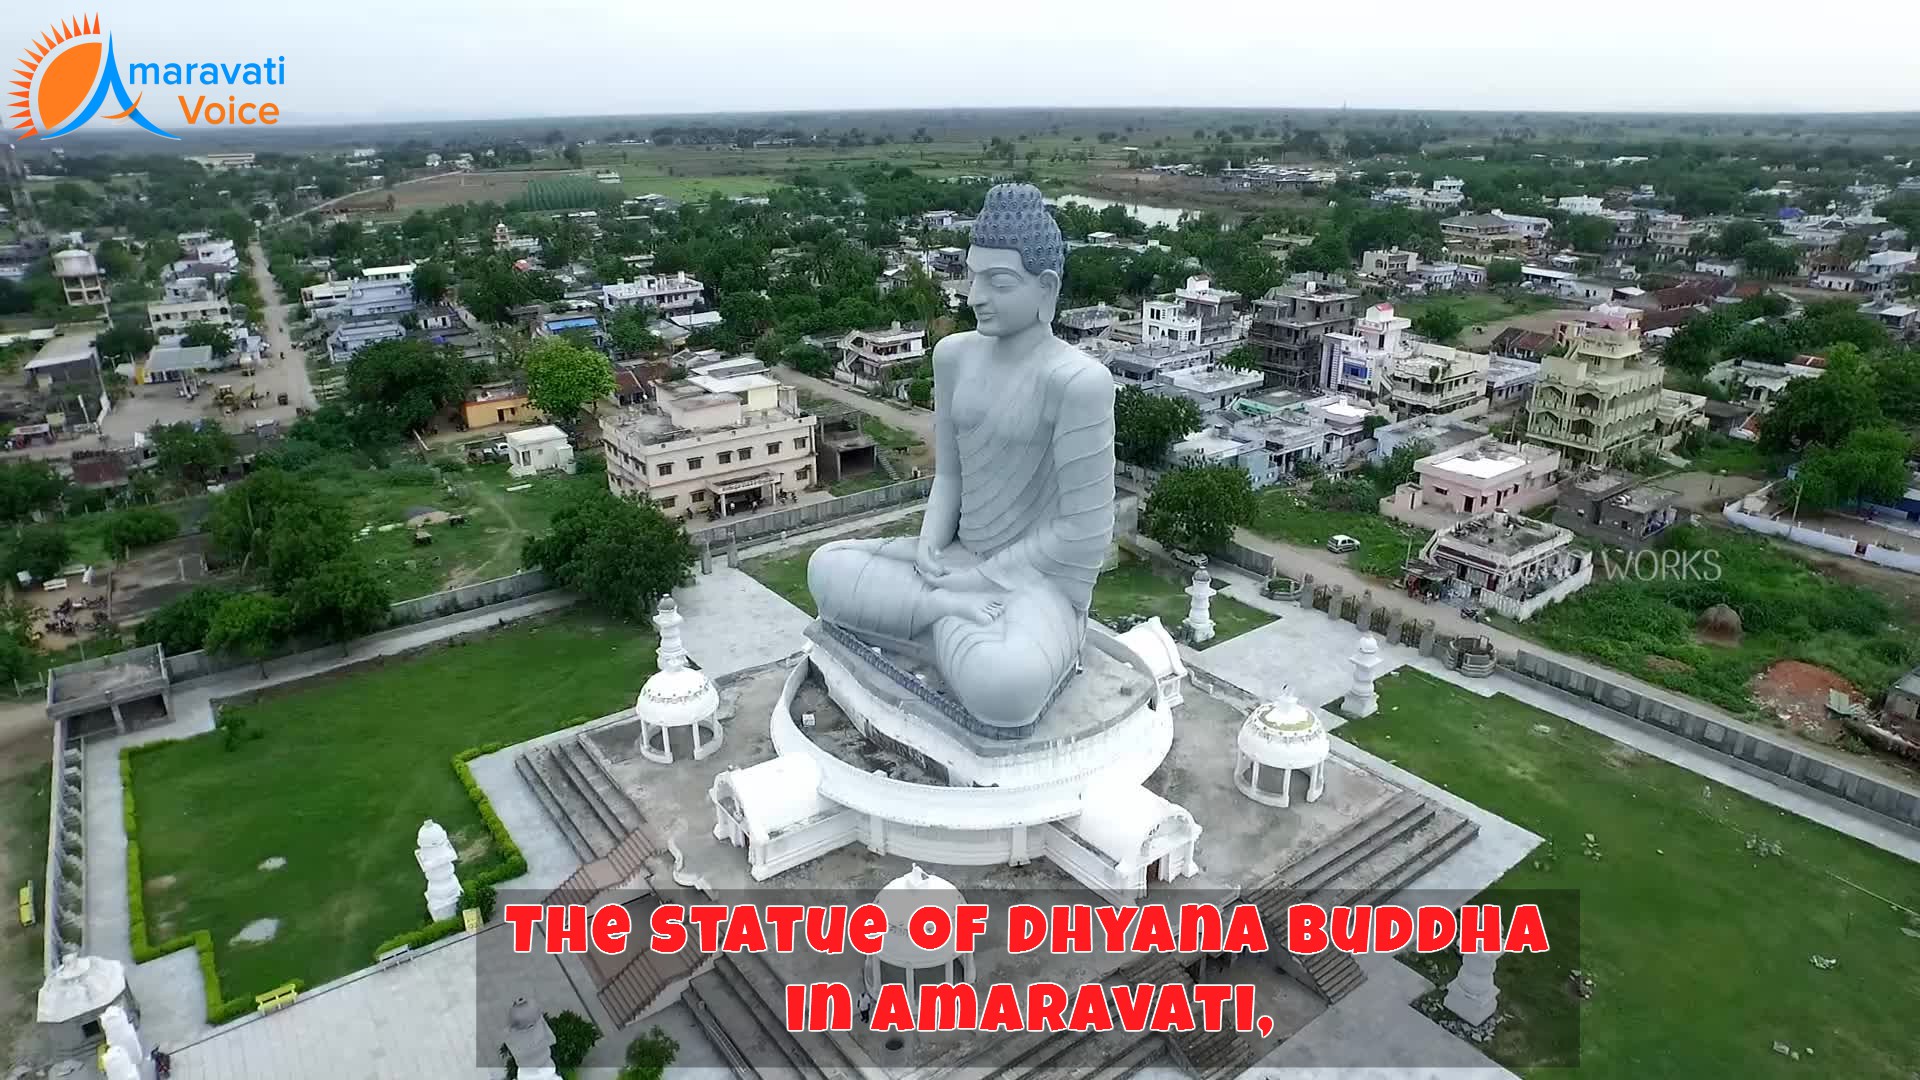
[602,272,706,314]
[603,372,819,520]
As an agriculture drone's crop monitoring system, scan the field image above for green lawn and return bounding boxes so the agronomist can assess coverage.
[1513,524,1918,716]
[0,763,50,1052]
[308,459,599,599]
[1088,553,1272,647]
[1248,489,1432,579]
[1346,668,1920,1078]
[126,614,657,1001]
[742,513,923,616]
[828,467,900,497]
[1680,433,1786,479]
[861,416,923,452]
[1397,291,1558,330]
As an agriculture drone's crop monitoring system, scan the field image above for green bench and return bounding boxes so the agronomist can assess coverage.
[256,982,299,1013]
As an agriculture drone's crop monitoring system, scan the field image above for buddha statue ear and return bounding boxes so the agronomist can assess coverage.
[1036,268,1061,320]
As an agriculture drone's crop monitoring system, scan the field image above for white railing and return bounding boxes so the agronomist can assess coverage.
[1480,559,1593,622]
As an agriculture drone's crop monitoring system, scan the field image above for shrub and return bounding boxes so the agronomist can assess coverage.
[548,1010,602,1069]
[460,880,497,923]
[101,506,180,557]
[372,916,463,958]
[621,1026,680,1080]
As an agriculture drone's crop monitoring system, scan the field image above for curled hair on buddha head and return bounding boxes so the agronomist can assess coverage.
[972,182,1064,278]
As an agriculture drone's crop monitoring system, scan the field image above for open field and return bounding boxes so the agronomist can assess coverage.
[1249,489,1432,580]
[0,757,50,1061]
[1512,524,1919,719]
[1088,552,1272,647]
[308,458,598,598]
[1396,291,1561,332]
[127,614,656,1002]
[330,170,555,214]
[1347,667,1920,1078]
[742,513,923,616]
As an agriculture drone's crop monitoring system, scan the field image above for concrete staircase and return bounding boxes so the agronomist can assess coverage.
[514,735,646,862]
[595,930,707,1029]
[1240,791,1478,1005]
[683,953,878,1080]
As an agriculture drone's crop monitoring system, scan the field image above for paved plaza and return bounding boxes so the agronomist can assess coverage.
[77,517,1920,1079]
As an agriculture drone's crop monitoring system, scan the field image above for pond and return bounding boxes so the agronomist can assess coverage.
[1048,193,1199,230]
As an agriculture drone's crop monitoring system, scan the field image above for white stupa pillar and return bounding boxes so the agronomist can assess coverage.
[1444,948,1502,1025]
[414,819,462,922]
[102,1045,141,1080]
[101,1003,141,1064]
[1184,566,1217,644]
[1341,633,1384,718]
[504,996,561,1080]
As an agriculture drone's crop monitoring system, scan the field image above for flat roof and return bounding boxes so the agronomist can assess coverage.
[145,344,216,373]
[1429,449,1526,479]
[25,331,99,369]
[504,425,567,446]
[689,372,780,395]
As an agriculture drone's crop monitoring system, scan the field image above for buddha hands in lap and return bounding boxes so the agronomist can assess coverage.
[807,183,1116,732]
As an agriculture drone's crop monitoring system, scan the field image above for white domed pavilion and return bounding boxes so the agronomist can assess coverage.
[867,865,975,998]
[1234,687,1330,808]
[635,597,722,764]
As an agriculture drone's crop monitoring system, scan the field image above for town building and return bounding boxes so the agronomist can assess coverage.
[835,322,927,390]
[1852,250,1917,300]
[1647,217,1706,260]
[1557,195,1606,216]
[1370,413,1488,464]
[1169,426,1278,488]
[361,263,416,285]
[1485,354,1542,410]
[1491,209,1552,242]
[602,272,706,314]
[603,371,818,519]
[1654,390,1708,449]
[1860,299,1919,340]
[51,249,105,307]
[1524,305,1663,467]
[1387,342,1490,418]
[1246,279,1360,391]
[505,425,575,477]
[1488,327,1555,362]
[461,384,542,430]
[1142,275,1243,349]
[344,277,414,320]
[1439,213,1515,251]
[300,280,353,318]
[1093,339,1213,389]
[147,296,236,332]
[1704,354,1825,409]
[1153,364,1264,412]
[23,332,99,392]
[137,344,221,384]
[1321,302,1411,399]
[326,317,406,364]
[1359,248,1419,277]
[1422,509,1587,598]
[1389,437,1562,519]
[1055,303,1121,343]
[1554,469,1682,549]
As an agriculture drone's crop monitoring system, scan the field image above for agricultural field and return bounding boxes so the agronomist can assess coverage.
[511,176,623,212]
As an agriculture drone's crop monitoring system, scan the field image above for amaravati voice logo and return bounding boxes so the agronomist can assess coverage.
[11,16,177,140]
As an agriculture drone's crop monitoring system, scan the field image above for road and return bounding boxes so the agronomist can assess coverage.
[245,238,317,413]
[776,369,934,443]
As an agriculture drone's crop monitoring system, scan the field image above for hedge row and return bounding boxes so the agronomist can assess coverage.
[367,741,526,962]
[122,743,293,1025]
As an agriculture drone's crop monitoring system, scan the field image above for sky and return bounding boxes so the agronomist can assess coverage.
[7,1,1920,124]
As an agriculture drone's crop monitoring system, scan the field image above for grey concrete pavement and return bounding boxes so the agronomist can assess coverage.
[673,564,814,676]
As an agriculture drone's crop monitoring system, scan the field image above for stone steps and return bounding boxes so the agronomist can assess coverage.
[544,828,660,906]
[598,933,705,1030]
[1172,1025,1259,1080]
[721,953,877,1078]
[685,962,819,1080]
[921,955,1186,1080]
[1297,948,1368,1005]
[558,738,646,838]
[1334,807,1479,907]
[1244,792,1433,908]
[513,753,596,863]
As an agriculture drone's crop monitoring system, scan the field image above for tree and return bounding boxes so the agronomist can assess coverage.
[1555,215,1613,253]
[147,421,235,487]
[203,592,292,667]
[782,342,833,377]
[606,306,662,358]
[95,323,157,365]
[522,488,696,621]
[1736,239,1798,279]
[1113,387,1202,469]
[1409,303,1465,344]
[345,339,469,437]
[288,555,391,641]
[907,376,933,408]
[411,261,452,305]
[1139,465,1256,554]
[263,503,353,592]
[1781,426,1914,513]
[7,525,70,581]
[1487,258,1524,286]
[206,470,344,573]
[134,586,233,654]
[1712,220,1769,258]
[1218,344,1261,371]
[619,1027,679,1080]
[180,321,235,359]
[0,460,67,523]
[524,337,616,431]
[1759,345,1883,451]
[101,507,179,557]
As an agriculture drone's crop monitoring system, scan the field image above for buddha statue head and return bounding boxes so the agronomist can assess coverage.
[966,183,1064,337]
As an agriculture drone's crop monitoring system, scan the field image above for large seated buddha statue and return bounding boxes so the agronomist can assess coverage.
[807,183,1116,733]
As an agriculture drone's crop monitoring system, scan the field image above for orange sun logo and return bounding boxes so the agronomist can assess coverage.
[11,16,108,138]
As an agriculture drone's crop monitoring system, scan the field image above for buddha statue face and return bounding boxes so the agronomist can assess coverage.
[966,245,1059,337]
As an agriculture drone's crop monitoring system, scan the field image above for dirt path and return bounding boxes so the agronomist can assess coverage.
[444,478,523,589]
[777,369,934,443]
[247,239,316,412]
